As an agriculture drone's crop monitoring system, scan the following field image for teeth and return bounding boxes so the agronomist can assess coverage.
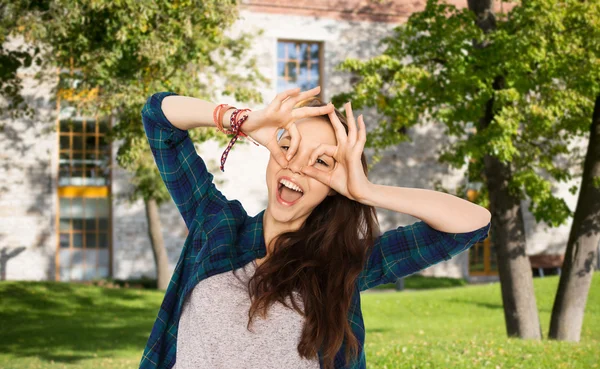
[280,179,303,193]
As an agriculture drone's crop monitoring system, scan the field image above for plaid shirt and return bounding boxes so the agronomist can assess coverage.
[139,91,492,369]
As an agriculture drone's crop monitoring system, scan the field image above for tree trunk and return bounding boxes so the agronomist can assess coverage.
[482,77,543,339]
[144,198,171,290]
[549,94,600,341]
[467,0,543,339]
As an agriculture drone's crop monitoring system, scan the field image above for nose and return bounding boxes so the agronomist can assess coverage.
[286,148,308,175]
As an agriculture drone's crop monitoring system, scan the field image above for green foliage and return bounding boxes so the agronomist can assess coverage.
[4,0,269,204]
[331,0,599,227]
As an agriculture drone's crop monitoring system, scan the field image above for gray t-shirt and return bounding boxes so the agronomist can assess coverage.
[174,259,321,369]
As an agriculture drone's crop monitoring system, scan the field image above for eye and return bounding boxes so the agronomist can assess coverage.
[315,158,329,167]
[280,145,289,151]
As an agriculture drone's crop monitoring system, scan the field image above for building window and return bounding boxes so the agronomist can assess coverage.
[58,117,110,186]
[58,193,110,280]
[56,108,112,281]
[277,40,322,95]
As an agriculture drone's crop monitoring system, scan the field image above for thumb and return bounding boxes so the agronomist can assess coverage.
[301,166,329,186]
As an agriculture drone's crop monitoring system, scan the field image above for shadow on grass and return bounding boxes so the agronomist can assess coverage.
[0,281,164,364]
[370,275,468,291]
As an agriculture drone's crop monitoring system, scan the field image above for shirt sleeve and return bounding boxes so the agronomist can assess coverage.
[356,219,491,292]
[141,91,235,230]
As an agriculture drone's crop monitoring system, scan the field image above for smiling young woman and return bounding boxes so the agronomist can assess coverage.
[138,86,491,369]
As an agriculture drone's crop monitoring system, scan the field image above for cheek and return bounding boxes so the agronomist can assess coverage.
[307,178,330,198]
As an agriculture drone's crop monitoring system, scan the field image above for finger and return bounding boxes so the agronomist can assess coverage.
[357,114,366,146]
[286,122,301,160]
[265,134,289,168]
[344,101,357,147]
[286,85,321,106]
[308,143,337,167]
[301,165,331,187]
[327,110,347,146]
[275,87,301,105]
[291,103,335,121]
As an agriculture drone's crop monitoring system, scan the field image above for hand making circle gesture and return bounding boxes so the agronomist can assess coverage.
[300,101,372,202]
[241,86,335,169]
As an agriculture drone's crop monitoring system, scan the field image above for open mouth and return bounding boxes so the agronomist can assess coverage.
[277,178,304,206]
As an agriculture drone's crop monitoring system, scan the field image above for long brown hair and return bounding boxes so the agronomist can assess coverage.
[232,97,380,369]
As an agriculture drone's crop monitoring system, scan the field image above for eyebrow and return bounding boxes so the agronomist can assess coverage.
[279,134,336,163]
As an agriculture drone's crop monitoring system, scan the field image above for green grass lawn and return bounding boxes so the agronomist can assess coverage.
[0,272,598,369]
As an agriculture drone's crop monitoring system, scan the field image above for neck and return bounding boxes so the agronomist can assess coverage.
[262,206,308,257]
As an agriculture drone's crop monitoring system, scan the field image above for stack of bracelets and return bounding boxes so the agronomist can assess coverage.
[213,103,260,172]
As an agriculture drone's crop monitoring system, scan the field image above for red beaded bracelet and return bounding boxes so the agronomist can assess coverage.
[218,108,259,172]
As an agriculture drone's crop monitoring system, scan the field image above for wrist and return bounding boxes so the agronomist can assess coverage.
[222,108,234,131]
[240,110,260,136]
[357,182,377,207]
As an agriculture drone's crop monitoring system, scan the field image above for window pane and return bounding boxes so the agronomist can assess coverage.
[60,198,71,218]
[96,198,109,218]
[85,152,96,167]
[60,135,70,149]
[98,233,108,248]
[59,249,71,281]
[60,233,70,248]
[310,63,319,81]
[85,249,98,269]
[72,121,83,133]
[299,43,308,59]
[59,219,70,231]
[59,151,70,164]
[86,165,105,186]
[287,61,297,82]
[84,198,95,217]
[71,171,84,185]
[72,198,83,218]
[99,218,109,232]
[84,219,96,231]
[60,165,71,184]
[58,175,71,186]
[286,42,298,59]
[85,120,96,133]
[310,43,319,59]
[73,135,83,150]
[71,250,84,279]
[99,135,108,152]
[59,119,72,133]
[84,265,97,280]
[85,135,96,151]
[299,61,308,81]
[72,219,83,231]
[86,233,97,248]
[98,249,109,278]
[73,233,83,248]
[72,151,84,169]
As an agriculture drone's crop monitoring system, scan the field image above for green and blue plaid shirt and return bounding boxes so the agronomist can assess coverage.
[139,91,492,369]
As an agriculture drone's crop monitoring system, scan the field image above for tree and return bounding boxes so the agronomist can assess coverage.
[330,0,598,340]
[3,0,269,289]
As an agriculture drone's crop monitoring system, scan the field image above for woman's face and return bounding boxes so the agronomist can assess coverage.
[265,116,338,224]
